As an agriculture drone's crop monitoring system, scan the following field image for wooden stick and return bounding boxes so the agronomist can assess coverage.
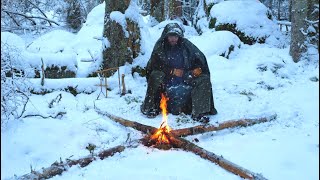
[118,68,121,94]
[167,135,267,180]
[105,76,108,97]
[121,74,126,95]
[41,58,45,86]
[171,114,277,137]
[95,110,269,179]
[96,67,119,73]
[95,108,158,134]
[18,145,125,180]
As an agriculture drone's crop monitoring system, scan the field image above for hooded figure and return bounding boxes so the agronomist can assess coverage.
[141,22,217,122]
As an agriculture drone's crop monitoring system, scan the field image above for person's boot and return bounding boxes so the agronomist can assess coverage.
[141,105,159,118]
[146,110,159,118]
[192,113,210,123]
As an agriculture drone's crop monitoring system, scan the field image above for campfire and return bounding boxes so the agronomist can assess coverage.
[19,94,277,180]
[145,93,174,149]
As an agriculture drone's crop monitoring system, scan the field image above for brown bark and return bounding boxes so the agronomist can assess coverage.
[126,19,141,59]
[102,0,141,76]
[19,145,125,180]
[95,108,158,134]
[95,109,273,179]
[150,0,164,22]
[141,133,266,180]
[172,114,277,137]
[170,135,266,179]
[290,0,308,62]
[168,0,182,19]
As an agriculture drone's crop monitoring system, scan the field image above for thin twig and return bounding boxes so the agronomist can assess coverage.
[23,112,66,119]
[2,9,60,26]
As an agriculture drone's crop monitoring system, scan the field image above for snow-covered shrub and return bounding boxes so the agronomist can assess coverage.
[209,0,281,45]
[1,42,31,128]
[26,30,76,53]
[23,52,78,79]
[193,0,225,34]
[189,30,241,59]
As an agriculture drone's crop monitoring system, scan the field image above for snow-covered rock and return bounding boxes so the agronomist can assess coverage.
[210,0,282,45]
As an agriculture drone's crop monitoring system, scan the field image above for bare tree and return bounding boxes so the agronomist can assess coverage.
[1,0,62,32]
[1,42,32,128]
[290,0,319,62]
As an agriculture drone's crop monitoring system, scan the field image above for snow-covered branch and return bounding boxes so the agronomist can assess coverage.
[2,9,60,26]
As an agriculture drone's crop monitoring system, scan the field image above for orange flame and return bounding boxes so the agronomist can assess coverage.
[150,93,171,144]
[159,93,171,131]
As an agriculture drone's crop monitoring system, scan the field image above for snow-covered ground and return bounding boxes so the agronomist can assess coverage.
[1,2,319,180]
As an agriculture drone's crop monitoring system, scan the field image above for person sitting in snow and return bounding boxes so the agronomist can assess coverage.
[140,22,217,122]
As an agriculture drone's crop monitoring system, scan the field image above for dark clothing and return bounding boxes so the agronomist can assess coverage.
[166,84,192,115]
[141,23,217,117]
[165,45,185,87]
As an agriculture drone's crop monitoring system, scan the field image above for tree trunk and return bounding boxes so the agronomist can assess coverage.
[170,135,267,179]
[141,133,267,179]
[306,0,319,54]
[96,107,276,138]
[150,0,165,22]
[277,0,281,20]
[102,0,141,76]
[95,107,158,134]
[290,0,308,62]
[288,0,292,22]
[18,145,126,179]
[290,0,318,62]
[171,114,277,137]
[167,0,182,20]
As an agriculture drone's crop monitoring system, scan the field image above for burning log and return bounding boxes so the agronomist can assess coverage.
[141,132,266,179]
[171,114,277,137]
[95,94,271,179]
[18,145,125,180]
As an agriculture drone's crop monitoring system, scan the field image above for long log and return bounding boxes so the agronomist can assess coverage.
[141,134,266,180]
[96,110,271,179]
[171,114,277,137]
[18,145,125,180]
[95,108,158,134]
[169,135,267,180]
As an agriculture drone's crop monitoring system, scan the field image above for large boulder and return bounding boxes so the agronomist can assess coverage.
[189,30,241,59]
[209,0,279,45]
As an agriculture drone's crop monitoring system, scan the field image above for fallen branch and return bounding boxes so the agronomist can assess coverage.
[96,110,273,179]
[18,145,126,180]
[95,107,158,134]
[48,93,62,108]
[169,135,267,180]
[172,114,277,137]
[23,112,66,119]
[141,134,266,180]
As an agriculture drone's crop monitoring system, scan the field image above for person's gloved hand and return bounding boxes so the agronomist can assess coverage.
[192,67,202,77]
[172,68,184,77]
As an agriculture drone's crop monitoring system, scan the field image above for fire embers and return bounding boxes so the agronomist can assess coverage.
[142,94,174,150]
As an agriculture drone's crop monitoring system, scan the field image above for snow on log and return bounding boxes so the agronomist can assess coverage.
[171,114,277,137]
[17,145,125,180]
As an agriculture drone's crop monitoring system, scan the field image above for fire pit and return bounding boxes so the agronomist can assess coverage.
[142,93,174,150]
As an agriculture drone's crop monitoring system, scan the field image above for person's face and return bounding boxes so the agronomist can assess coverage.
[167,35,179,46]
